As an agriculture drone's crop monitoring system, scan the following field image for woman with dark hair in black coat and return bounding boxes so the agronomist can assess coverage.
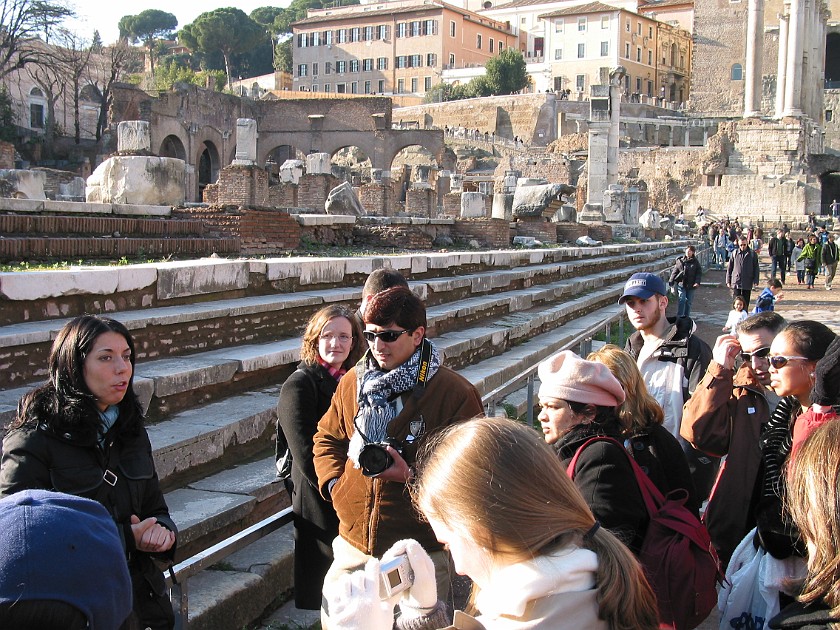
[276,304,363,610]
[0,315,177,629]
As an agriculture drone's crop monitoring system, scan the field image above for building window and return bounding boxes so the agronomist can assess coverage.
[521,16,527,25]
[377,57,387,70]
[313,84,320,92]
[313,32,321,46]
[555,19,564,33]
[576,74,585,91]
[363,58,373,71]
[601,15,609,28]
[378,79,385,92]
[325,62,332,74]
[449,53,455,66]
[489,38,494,53]
[325,30,333,45]
[313,62,319,75]
[554,47,562,60]
[636,47,641,62]
[637,22,642,34]
[731,63,743,80]
[396,56,407,68]
[626,18,630,31]
[410,54,422,67]
[826,109,833,121]
[350,59,359,72]
[337,29,346,43]
[378,24,389,39]
[350,27,360,42]
[337,83,346,93]
[324,84,331,92]
[30,103,44,128]
[351,81,358,93]
[425,19,436,35]
[477,33,482,49]
[397,78,405,93]
[427,52,437,66]
[411,21,422,36]
[578,17,586,31]
[649,26,653,37]
[365,80,372,93]
[647,79,653,96]
[499,42,504,52]
[600,41,609,56]
[450,20,456,37]
[298,63,308,77]
[397,23,407,37]
[425,76,432,90]
[647,50,652,64]
[336,60,346,73]
[411,77,418,92]
[577,43,585,58]
[625,42,630,58]
[299,85,307,91]
[364,26,374,40]
[636,76,642,91]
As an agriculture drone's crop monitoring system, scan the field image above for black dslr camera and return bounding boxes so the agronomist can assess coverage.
[359,438,403,477]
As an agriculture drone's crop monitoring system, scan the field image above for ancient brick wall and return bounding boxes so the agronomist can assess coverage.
[203,166,269,206]
[298,174,340,211]
[453,218,509,248]
[514,218,557,244]
[0,140,14,169]
[0,214,206,237]
[353,224,436,249]
[442,192,460,217]
[268,182,298,207]
[359,182,395,216]
[405,188,435,218]
[239,209,301,255]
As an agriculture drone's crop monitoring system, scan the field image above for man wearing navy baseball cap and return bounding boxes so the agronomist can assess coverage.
[620,272,718,500]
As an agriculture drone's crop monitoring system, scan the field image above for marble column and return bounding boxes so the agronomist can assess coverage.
[783,0,804,116]
[775,11,789,118]
[744,0,765,116]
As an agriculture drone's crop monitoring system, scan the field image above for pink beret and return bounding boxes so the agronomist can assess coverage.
[538,350,625,407]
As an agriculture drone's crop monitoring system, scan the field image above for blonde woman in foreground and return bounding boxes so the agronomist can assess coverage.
[323,416,659,630]
[768,420,840,629]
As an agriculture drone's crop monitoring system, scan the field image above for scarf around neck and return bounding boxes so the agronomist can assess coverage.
[348,339,440,466]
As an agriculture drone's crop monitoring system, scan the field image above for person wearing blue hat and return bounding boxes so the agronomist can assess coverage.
[619,272,718,501]
[0,489,133,629]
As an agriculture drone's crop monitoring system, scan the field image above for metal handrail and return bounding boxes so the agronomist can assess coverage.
[169,508,294,630]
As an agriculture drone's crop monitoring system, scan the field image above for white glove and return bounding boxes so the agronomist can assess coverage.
[323,558,396,630]
[382,539,439,617]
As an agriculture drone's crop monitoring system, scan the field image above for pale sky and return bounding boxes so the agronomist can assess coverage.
[66,1,292,45]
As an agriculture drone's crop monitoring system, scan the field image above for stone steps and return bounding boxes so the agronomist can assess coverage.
[0,241,690,630]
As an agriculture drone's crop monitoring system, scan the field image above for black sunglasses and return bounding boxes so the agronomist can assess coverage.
[769,355,809,369]
[739,347,771,362]
[363,329,409,343]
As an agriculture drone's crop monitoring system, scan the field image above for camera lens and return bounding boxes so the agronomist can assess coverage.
[359,443,393,476]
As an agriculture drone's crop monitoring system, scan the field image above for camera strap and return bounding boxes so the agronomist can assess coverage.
[411,338,433,401]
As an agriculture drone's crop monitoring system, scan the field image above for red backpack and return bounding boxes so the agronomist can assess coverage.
[567,437,723,630]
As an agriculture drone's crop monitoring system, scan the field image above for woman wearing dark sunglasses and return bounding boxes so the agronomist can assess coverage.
[757,320,836,560]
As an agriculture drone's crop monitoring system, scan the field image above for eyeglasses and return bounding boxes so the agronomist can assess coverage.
[768,355,810,369]
[319,333,353,344]
[739,346,771,362]
[363,329,409,343]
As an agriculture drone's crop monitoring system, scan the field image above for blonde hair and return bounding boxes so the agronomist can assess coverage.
[299,305,364,369]
[786,421,840,621]
[412,416,658,630]
[588,344,663,430]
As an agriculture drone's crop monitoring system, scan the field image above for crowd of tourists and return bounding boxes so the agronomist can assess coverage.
[1,253,840,630]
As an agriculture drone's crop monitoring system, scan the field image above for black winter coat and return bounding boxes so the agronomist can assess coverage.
[556,420,649,554]
[0,419,177,629]
[770,600,840,629]
[625,423,701,517]
[277,361,340,609]
[669,255,702,288]
[727,246,760,290]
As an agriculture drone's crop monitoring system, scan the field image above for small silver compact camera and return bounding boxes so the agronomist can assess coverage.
[379,554,414,599]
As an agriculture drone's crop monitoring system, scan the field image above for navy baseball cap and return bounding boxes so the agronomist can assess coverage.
[618,272,668,304]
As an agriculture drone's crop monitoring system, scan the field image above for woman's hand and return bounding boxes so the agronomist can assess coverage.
[375,446,412,483]
[323,558,397,630]
[382,539,439,615]
[130,515,176,553]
